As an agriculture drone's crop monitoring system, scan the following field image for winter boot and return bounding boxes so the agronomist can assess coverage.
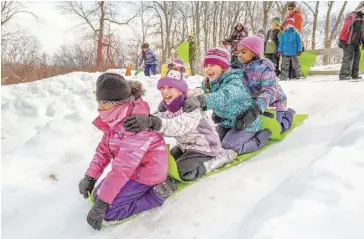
[352,75,362,80]
[154,177,178,198]
[203,149,237,174]
[339,75,351,80]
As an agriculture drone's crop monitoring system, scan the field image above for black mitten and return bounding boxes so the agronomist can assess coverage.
[86,197,109,230]
[123,114,162,132]
[211,113,223,124]
[235,104,262,131]
[78,175,96,199]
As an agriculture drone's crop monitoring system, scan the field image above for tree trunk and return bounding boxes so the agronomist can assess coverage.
[96,1,105,70]
[311,2,320,50]
[324,1,347,64]
[194,1,201,74]
[203,2,209,53]
[249,2,257,34]
[263,1,273,34]
[323,2,334,65]
[218,1,224,43]
[212,2,218,46]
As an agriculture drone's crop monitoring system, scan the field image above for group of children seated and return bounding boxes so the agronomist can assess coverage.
[78,34,296,230]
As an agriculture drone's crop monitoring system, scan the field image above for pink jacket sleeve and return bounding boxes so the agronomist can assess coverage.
[96,131,154,204]
[85,134,111,180]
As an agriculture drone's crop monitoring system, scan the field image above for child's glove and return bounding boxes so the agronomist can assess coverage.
[182,95,206,113]
[339,41,346,49]
[235,104,262,131]
[87,197,109,230]
[211,112,223,124]
[78,176,96,199]
[277,52,282,57]
[123,114,162,132]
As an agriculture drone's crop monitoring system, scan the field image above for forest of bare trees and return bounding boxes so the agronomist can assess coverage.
[1,1,354,84]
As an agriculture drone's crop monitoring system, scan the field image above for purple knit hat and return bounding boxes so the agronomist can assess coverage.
[237,34,264,57]
[157,69,188,93]
[204,47,231,69]
[173,58,184,65]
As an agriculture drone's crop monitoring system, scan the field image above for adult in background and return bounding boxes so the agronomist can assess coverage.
[338,2,364,80]
[223,22,248,64]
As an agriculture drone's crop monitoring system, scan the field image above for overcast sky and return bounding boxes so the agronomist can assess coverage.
[4,1,360,55]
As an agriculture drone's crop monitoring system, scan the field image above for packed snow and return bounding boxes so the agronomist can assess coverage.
[311,64,341,71]
[1,70,364,239]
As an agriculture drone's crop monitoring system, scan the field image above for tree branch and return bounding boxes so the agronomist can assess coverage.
[329,1,347,40]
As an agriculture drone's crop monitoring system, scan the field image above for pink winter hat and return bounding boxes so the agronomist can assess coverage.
[204,47,231,69]
[237,34,265,57]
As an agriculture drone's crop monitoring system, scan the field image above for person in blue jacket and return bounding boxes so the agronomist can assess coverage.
[278,18,302,80]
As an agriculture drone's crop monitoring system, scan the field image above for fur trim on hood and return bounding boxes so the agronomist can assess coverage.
[127,80,145,100]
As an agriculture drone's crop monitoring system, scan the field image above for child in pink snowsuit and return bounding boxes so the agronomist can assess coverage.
[78,73,168,230]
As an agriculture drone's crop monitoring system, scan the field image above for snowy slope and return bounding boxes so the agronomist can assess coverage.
[1,71,364,239]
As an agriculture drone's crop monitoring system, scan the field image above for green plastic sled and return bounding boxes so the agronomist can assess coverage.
[134,69,143,76]
[360,49,364,72]
[298,51,317,78]
[167,145,184,182]
[261,109,282,140]
[167,112,308,182]
[89,112,308,227]
[176,41,190,64]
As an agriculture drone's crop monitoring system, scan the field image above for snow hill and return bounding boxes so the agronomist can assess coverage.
[2,69,364,239]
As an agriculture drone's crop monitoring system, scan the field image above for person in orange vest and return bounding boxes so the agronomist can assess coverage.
[282,2,304,34]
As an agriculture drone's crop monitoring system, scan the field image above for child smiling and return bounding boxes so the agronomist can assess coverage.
[183,48,271,155]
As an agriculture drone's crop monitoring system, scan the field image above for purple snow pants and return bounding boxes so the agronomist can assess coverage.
[93,179,165,221]
[276,108,295,133]
[216,126,271,155]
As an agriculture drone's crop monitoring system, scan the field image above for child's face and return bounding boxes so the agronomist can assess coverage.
[271,22,277,29]
[288,6,295,13]
[98,101,116,111]
[160,86,182,104]
[236,24,243,31]
[204,64,223,81]
[142,48,148,52]
[238,46,255,64]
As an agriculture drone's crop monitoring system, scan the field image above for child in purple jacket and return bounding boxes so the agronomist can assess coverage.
[138,43,158,76]
[236,34,296,134]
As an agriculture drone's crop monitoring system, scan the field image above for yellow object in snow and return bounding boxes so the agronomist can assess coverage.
[161,64,192,78]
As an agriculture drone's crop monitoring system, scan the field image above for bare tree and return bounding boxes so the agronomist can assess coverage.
[1,30,41,65]
[324,1,347,64]
[262,1,274,34]
[274,1,289,23]
[150,1,177,64]
[58,1,138,70]
[1,1,40,26]
[302,2,320,50]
